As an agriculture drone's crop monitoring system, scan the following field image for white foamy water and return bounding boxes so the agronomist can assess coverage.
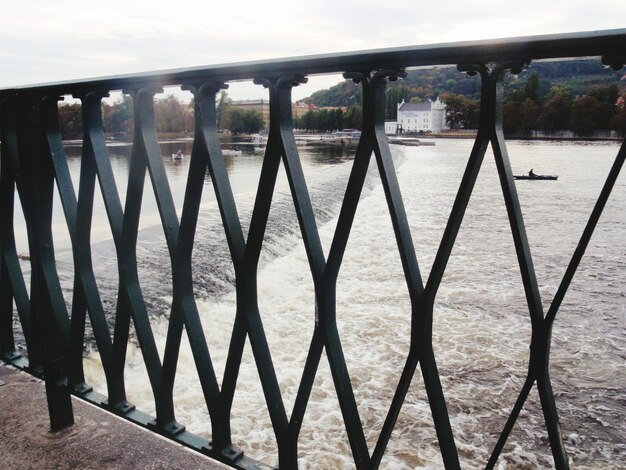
[81,139,625,469]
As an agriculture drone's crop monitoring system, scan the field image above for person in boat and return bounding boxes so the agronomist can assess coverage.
[528,168,537,177]
[176,149,183,158]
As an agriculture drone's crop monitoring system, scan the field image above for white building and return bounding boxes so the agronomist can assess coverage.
[384,120,398,134]
[396,97,447,133]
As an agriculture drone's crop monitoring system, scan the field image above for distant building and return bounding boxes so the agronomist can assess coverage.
[385,120,398,134]
[230,100,323,128]
[229,98,346,129]
[292,101,313,120]
[230,99,270,127]
[396,97,447,133]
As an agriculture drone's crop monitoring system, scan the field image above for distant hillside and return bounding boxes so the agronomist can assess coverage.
[302,59,625,107]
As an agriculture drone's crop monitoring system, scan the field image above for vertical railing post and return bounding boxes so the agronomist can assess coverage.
[0,97,17,359]
[15,93,74,431]
[0,95,40,368]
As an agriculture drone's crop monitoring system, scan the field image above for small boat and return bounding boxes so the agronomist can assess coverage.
[171,153,183,161]
[308,130,361,148]
[222,149,242,157]
[513,174,558,180]
[388,138,436,147]
[253,146,265,153]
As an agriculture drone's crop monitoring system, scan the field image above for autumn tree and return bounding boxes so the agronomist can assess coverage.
[154,94,193,133]
[612,93,626,136]
[502,101,521,135]
[520,98,539,135]
[588,85,618,129]
[537,95,572,132]
[570,96,602,135]
[57,102,83,139]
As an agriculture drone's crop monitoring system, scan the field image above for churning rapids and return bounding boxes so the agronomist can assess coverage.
[15,139,624,468]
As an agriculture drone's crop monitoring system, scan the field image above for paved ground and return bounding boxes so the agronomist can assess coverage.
[0,363,231,469]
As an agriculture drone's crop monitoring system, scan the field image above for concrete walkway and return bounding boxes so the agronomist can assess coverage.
[0,363,231,469]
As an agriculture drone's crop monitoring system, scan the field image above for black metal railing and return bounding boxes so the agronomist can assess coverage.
[0,29,624,469]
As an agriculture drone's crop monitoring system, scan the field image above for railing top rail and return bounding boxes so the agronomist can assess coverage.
[1,28,625,96]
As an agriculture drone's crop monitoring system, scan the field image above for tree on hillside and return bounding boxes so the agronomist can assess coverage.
[303,59,620,111]
[547,84,572,100]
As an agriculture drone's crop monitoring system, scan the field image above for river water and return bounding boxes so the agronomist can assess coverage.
[20,138,624,468]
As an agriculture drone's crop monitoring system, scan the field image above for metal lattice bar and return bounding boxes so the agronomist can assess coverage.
[0,29,624,470]
[0,98,36,364]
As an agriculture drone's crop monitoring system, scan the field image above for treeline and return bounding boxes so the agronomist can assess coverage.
[302,59,626,135]
[294,106,362,131]
[440,78,626,136]
[58,95,193,139]
[57,92,264,139]
[501,74,626,136]
[304,59,622,110]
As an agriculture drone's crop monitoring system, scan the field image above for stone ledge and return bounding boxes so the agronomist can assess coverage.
[0,363,231,469]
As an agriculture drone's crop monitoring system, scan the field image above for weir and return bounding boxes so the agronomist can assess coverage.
[0,29,624,469]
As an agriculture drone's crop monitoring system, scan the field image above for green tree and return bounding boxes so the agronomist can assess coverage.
[523,72,542,103]
[547,84,572,100]
[385,85,411,119]
[440,93,478,129]
[102,95,133,134]
[299,110,319,131]
[225,108,264,134]
[343,105,362,130]
[216,90,231,130]
[440,93,465,129]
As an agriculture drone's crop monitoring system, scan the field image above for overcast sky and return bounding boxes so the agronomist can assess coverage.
[1,1,624,100]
